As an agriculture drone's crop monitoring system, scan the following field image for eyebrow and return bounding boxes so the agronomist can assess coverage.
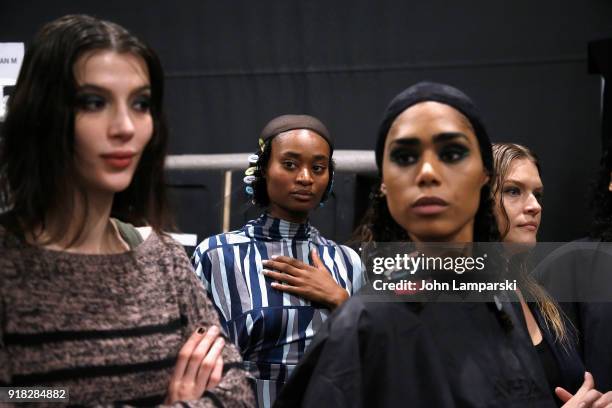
[504,179,544,190]
[76,84,151,95]
[280,151,329,161]
[390,132,470,146]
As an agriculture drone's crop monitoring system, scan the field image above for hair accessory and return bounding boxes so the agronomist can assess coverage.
[244,150,260,197]
[375,81,492,175]
[258,138,265,152]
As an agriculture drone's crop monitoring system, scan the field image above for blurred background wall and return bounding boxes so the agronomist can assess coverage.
[2,0,611,245]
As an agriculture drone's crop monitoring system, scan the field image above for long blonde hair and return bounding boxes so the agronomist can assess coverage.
[492,142,570,346]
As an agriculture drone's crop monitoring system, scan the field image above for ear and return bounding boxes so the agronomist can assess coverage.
[608,171,612,192]
[481,171,490,188]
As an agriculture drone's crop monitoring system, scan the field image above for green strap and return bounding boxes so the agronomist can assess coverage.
[112,218,144,249]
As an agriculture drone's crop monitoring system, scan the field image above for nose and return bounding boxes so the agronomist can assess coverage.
[524,193,542,215]
[109,103,135,141]
[296,166,314,185]
[415,152,442,188]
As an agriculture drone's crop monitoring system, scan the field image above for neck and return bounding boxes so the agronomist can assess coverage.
[409,220,475,244]
[268,205,309,224]
[34,189,126,254]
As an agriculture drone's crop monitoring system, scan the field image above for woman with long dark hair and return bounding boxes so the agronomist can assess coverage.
[192,114,364,407]
[0,15,253,406]
[275,82,574,407]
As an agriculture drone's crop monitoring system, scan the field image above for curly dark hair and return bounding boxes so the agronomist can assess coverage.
[249,135,335,207]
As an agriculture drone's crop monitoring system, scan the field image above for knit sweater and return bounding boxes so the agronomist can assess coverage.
[0,224,255,407]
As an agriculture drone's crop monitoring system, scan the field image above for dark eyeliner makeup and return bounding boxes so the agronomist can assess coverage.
[389,147,420,166]
[75,93,105,111]
[438,143,470,163]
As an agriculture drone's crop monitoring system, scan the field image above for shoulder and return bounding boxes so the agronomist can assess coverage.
[310,227,360,258]
[135,230,190,263]
[0,213,23,249]
[0,222,22,279]
[193,229,252,257]
[330,292,423,337]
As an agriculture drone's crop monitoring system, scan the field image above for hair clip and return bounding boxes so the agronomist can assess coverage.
[243,175,256,185]
[245,186,254,195]
[248,154,259,164]
[258,138,265,152]
[245,167,256,176]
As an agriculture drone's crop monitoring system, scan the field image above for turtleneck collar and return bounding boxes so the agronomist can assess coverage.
[245,213,312,241]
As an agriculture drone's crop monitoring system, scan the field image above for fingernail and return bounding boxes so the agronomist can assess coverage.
[271,255,279,260]
[262,269,269,275]
[210,325,219,334]
[262,260,269,265]
[197,327,205,334]
[579,402,585,408]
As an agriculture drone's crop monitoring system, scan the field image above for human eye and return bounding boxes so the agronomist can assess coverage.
[503,186,521,197]
[132,94,151,113]
[282,160,297,170]
[438,143,469,163]
[312,164,327,174]
[390,147,419,166]
[76,93,106,112]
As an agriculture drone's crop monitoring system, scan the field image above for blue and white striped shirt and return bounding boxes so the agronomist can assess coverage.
[192,213,364,408]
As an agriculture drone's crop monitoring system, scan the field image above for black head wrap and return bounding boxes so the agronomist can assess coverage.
[260,114,333,151]
[247,114,335,206]
[375,81,493,175]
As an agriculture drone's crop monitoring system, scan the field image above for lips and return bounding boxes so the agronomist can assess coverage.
[290,190,315,201]
[101,151,135,169]
[517,222,539,231]
[411,196,449,215]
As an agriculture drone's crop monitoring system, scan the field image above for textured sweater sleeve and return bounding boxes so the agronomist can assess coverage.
[0,238,11,386]
[0,295,8,385]
[164,239,255,408]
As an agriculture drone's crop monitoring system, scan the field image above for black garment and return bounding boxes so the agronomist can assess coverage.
[375,81,493,173]
[534,239,612,390]
[535,339,562,400]
[275,288,556,408]
[561,301,612,390]
[527,304,584,407]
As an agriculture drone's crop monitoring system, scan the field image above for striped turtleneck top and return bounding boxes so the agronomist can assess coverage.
[192,213,364,408]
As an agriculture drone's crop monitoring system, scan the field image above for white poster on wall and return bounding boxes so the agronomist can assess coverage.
[0,42,25,121]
